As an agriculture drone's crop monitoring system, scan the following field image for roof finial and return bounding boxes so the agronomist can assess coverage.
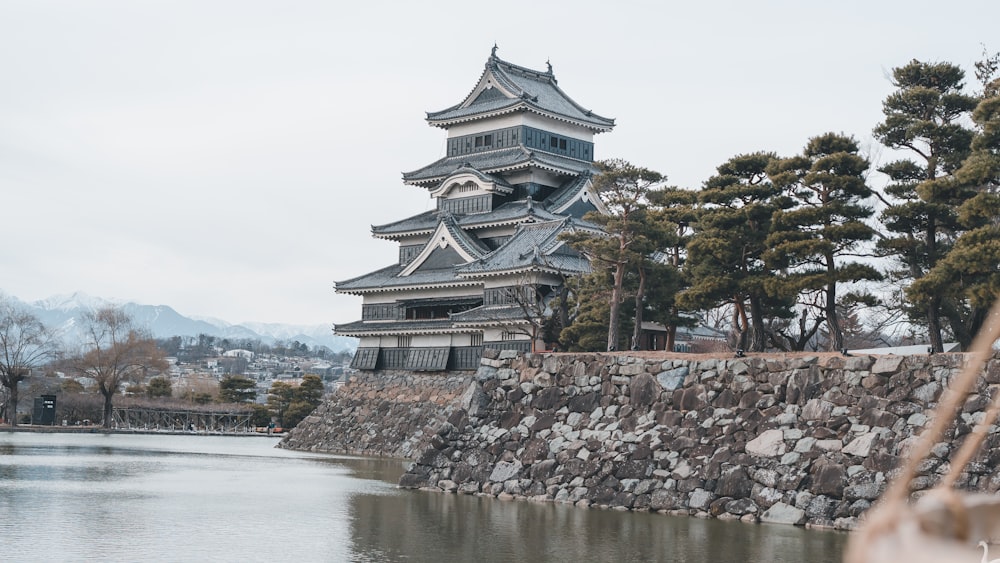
[546,59,553,74]
[491,43,498,58]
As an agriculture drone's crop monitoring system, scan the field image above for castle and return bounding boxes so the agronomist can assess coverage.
[335,48,614,371]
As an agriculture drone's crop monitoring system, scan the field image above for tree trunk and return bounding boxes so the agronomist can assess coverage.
[631,265,647,350]
[747,295,767,352]
[8,384,18,426]
[825,252,844,352]
[607,261,626,352]
[102,392,114,428]
[925,216,945,353]
[927,299,945,353]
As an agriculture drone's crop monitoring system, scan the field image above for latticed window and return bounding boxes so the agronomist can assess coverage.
[471,334,484,346]
[397,335,412,348]
[501,331,519,341]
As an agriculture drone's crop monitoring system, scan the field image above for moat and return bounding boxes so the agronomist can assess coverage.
[0,433,845,562]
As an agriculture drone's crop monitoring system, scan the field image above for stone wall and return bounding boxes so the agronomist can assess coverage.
[278,370,474,459]
[395,348,1000,530]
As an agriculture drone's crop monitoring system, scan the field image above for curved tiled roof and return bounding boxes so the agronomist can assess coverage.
[456,218,592,277]
[334,262,479,294]
[334,318,467,336]
[403,146,597,186]
[440,214,491,259]
[426,51,614,132]
[371,209,439,238]
[450,304,534,324]
[373,199,561,239]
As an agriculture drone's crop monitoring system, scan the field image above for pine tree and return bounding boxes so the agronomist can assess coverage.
[873,60,978,351]
[680,152,793,352]
[766,133,882,351]
[908,93,1000,345]
[561,159,665,351]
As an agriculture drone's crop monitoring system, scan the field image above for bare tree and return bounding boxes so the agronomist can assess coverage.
[76,306,167,428]
[0,297,58,425]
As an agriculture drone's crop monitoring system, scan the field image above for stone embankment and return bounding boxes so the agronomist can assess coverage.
[284,349,1000,530]
[279,370,473,459]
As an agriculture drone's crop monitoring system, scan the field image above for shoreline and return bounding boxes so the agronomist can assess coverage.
[2,425,285,437]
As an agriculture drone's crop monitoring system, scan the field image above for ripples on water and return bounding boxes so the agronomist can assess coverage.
[0,433,846,562]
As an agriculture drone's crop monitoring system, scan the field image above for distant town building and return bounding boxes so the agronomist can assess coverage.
[335,48,614,371]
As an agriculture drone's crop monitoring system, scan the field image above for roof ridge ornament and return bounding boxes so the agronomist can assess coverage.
[491,43,498,58]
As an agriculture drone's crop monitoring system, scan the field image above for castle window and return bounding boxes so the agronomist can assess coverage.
[471,334,484,346]
[550,136,558,147]
[559,138,567,150]
[397,335,412,348]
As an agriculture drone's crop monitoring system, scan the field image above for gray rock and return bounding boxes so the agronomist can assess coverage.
[746,429,786,457]
[871,356,905,375]
[689,489,713,510]
[656,366,688,391]
[489,460,523,482]
[760,502,807,526]
[843,432,878,457]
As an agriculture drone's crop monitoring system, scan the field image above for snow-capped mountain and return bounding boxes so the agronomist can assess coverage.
[5,291,357,353]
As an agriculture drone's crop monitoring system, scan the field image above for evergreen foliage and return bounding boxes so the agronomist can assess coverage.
[680,152,794,351]
[873,60,979,351]
[766,133,882,351]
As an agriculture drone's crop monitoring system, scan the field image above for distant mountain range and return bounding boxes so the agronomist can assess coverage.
[6,292,357,353]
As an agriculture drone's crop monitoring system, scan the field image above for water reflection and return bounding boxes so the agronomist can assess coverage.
[346,473,846,563]
[1,433,846,563]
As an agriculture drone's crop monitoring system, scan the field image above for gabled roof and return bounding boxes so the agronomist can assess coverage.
[542,171,609,218]
[403,146,597,186]
[455,218,593,277]
[426,48,615,132]
[399,215,490,276]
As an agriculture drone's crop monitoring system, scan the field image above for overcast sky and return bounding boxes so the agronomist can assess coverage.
[1,1,996,327]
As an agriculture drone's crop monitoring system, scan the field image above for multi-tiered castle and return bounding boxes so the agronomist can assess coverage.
[336,48,614,371]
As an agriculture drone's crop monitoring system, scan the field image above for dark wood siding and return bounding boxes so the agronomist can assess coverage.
[481,236,511,250]
[447,126,521,156]
[362,303,400,321]
[449,346,483,370]
[399,245,421,265]
[522,126,593,160]
[484,341,531,353]
[483,286,537,306]
[438,194,492,215]
[405,347,450,371]
[350,348,379,370]
[379,348,408,369]
[447,126,593,162]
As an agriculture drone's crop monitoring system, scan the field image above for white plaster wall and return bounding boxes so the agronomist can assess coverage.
[412,334,453,347]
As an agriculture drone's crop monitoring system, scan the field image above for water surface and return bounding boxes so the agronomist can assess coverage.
[0,432,846,562]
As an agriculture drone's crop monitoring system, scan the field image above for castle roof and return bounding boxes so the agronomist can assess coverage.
[426,48,615,132]
[402,146,597,186]
[373,198,565,239]
[456,218,593,277]
[334,262,478,294]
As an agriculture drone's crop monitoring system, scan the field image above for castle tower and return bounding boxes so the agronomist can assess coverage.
[336,48,614,371]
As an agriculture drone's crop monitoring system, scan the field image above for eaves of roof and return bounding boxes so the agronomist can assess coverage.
[403,147,595,186]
